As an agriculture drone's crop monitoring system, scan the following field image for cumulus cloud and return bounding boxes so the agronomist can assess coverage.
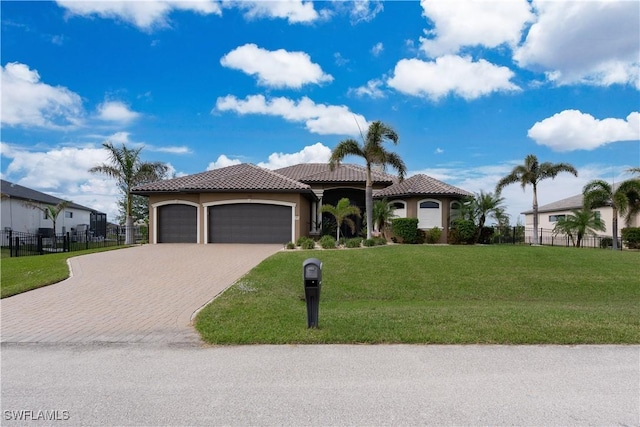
[56,0,221,31]
[419,0,533,57]
[515,1,639,88]
[349,79,385,99]
[215,94,368,136]
[258,142,331,169]
[96,101,141,123]
[207,154,243,170]
[371,42,384,57]
[528,110,640,152]
[1,62,84,129]
[228,0,322,24]
[220,44,333,88]
[387,56,520,101]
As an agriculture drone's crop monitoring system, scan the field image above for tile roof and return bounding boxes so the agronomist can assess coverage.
[1,179,99,212]
[132,163,312,193]
[275,163,396,184]
[373,174,472,198]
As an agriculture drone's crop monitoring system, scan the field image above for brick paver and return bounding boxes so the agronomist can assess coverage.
[1,244,281,345]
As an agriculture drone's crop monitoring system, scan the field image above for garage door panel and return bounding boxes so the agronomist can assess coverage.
[158,204,197,243]
[209,204,291,243]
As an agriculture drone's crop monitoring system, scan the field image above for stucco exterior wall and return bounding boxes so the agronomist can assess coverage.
[385,196,459,244]
[524,206,638,239]
[0,199,91,234]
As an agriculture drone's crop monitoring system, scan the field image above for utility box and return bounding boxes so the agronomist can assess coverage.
[303,258,322,328]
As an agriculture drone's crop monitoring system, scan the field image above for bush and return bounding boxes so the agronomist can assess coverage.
[345,237,363,248]
[448,218,476,245]
[300,238,316,250]
[425,227,442,244]
[599,237,613,248]
[362,238,376,247]
[622,227,640,249]
[391,218,420,244]
[373,236,387,246]
[319,235,336,249]
[296,236,309,246]
[285,242,296,250]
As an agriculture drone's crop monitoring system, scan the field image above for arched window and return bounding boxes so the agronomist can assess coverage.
[390,200,406,219]
[418,199,442,229]
[449,200,462,225]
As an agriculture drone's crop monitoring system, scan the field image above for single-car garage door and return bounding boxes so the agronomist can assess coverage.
[209,203,292,243]
[158,204,197,243]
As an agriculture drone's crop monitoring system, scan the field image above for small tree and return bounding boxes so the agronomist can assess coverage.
[371,198,397,237]
[321,198,361,241]
[24,200,71,249]
[468,190,506,243]
[553,207,606,248]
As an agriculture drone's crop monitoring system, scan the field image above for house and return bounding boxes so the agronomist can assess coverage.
[132,163,472,244]
[0,179,107,238]
[522,190,640,241]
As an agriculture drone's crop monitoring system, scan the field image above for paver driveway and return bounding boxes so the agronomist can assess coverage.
[1,244,281,345]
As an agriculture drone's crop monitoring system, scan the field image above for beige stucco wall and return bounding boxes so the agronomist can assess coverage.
[147,192,313,244]
[386,196,459,243]
[525,206,639,239]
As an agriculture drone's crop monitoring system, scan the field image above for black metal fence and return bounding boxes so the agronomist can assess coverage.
[522,227,621,249]
[1,225,147,257]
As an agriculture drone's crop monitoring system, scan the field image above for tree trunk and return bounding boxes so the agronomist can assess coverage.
[612,207,619,250]
[365,167,373,240]
[125,215,134,245]
[532,185,539,245]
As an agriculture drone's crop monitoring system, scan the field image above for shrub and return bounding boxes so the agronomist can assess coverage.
[425,227,442,244]
[285,242,296,250]
[391,218,420,244]
[362,238,375,247]
[296,236,309,246]
[319,235,336,249]
[599,237,613,249]
[300,238,316,250]
[622,227,640,249]
[449,218,476,245]
[373,236,387,246]
[345,237,363,248]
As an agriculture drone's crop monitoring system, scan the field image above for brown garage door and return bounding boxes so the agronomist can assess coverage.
[209,203,291,243]
[158,204,197,243]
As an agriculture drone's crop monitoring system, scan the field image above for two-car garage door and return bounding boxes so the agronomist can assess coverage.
[208,203,292,243]
[155,202,293,243]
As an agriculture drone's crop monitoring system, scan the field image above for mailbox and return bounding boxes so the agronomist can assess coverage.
[303,258,322,328]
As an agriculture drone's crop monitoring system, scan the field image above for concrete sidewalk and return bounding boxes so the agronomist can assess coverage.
[0,244,281,344]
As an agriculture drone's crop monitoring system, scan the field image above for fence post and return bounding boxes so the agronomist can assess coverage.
[8,230,13,256]
[38,234,43,255]
[13,236,19,257]
[86,229,89,250]
[66,232,70,252]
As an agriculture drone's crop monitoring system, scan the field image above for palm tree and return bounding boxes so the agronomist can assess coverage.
[496,154,578,245]
[553,207,605,248]
[371,198,397,237]
[583,178,640,250]
[24,200,70,249]
[329,120,407,239]
[320,198,361,241]
[469,190,506,243]
[90,142,168,244]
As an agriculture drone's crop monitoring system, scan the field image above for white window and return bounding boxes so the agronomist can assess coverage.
[390,200,406,219]
[418,199,442,229]
[449,201,462,225]
[65,211,73,219]
[549,215,566,222]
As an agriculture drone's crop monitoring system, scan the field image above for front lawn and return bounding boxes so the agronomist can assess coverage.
[1,246,131,298]
[195,245,640,344]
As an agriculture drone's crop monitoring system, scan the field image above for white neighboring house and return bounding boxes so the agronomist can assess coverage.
[0,179,106,237]
[522,192,640,243]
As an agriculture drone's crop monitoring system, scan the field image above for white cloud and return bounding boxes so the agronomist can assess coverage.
[419,0,533,57]
[96,101,141,123]
[207,154,242,170]
[258,142,331,169]
[371,42,384,57]
[56,0,221,31]
[515,1,640,88]
[348,0,384,24]
[349,79,385,99]
[1,62,84,129]
[220,44,333,88]
[215,94,368,136]
[387,56,520,101]
[528,110,640,152]
[435,148,444,154]
[227,0,321,24]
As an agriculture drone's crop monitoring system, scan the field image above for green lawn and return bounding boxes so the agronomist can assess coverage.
[1,246,130,298]
[195,245,640,344]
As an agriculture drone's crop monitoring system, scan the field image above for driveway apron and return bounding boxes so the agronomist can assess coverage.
[1,244,281,345]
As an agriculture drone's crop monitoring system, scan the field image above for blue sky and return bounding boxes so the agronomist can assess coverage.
[2,0,639,224]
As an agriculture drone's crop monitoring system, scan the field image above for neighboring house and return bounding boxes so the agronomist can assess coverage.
[522,191,640,241]
[0,179,107,238]
[132,163,471,244]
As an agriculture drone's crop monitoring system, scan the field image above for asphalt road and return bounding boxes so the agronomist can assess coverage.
[1,344,638,426]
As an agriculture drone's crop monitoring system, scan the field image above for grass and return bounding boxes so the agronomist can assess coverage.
[195,245,640,344]
[1,246,130,298]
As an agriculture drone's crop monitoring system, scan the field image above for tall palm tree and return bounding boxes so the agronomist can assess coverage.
[583,178,640,250]
[90,142,168,244]
[469,190,506,243]
[320,198,361,241]
[553,207,606,248]
[496,154,578,245]
[329,120,407,240]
